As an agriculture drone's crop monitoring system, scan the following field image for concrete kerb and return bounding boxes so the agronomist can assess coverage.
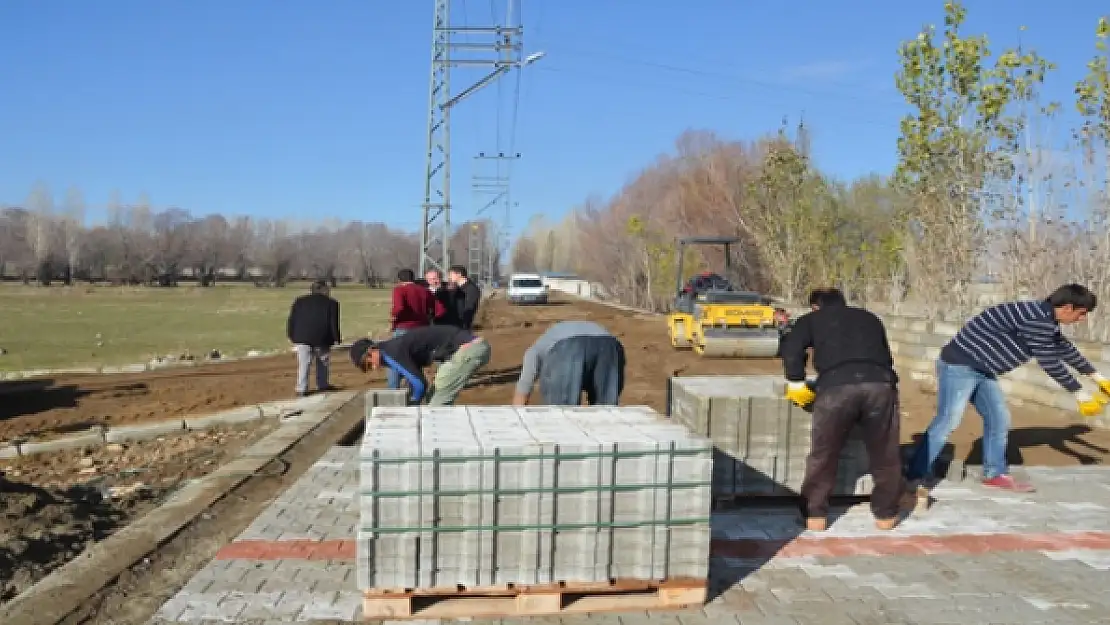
[0,394,332,458]
[0,389,363,625]
[0,348,292,385]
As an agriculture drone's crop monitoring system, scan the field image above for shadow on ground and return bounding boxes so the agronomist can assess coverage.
[965,425,1110,467]
[0,380,149,430]
[706,491,860,603]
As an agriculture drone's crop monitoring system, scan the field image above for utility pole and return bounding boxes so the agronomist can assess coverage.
[418,1,526,276]
[471,151,519,282]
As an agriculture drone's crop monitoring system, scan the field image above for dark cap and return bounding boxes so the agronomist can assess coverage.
[349,338,375,369]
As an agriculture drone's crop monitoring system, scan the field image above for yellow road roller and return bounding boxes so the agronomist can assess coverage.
[667,236,786,358]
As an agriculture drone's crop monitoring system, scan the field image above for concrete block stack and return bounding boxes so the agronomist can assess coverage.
[357,405,712,590]
[668,375,872,497]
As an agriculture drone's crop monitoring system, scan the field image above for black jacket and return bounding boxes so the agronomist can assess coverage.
[780,303,897,390]
[455,280,482,330]
[433,286,459,326]
[286,293,341,348]
[378,325,475,379]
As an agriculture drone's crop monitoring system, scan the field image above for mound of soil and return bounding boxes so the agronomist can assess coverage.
[0,476,155,602]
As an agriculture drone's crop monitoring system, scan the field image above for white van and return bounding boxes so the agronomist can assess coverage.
[507,273,548,305]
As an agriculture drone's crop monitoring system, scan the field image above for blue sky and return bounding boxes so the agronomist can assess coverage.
[0,0,1106,238]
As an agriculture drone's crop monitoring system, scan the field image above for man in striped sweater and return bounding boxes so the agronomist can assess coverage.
[905,284,1108,492]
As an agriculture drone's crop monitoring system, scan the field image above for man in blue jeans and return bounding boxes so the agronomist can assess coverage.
[905,284,1109,493]
[512,321,625,406]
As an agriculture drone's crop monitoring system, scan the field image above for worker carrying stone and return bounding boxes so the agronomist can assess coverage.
[780,288,906,532]
[349,325,491,406]
[905,284,1107,494]
[513,321,626,406]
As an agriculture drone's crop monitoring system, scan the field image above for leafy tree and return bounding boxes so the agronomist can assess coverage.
[894,0,1054,314]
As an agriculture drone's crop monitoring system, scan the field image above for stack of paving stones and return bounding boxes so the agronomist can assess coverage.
[357,405,712,591]
[668,375,872,497]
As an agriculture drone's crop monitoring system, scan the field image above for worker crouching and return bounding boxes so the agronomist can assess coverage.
[349,325,491,406]
[780,288,908,532]
[513,321,626,406]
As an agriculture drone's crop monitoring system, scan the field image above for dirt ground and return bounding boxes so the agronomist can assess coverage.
[3,294,1109,462]
[0,422,277,603]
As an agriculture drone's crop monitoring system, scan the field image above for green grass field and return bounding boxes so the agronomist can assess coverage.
[0,284,391,372]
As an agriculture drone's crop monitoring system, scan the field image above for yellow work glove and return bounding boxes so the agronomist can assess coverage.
[1075,391,1106,419]
[785,381,816,409]
[1092,372,1110,398]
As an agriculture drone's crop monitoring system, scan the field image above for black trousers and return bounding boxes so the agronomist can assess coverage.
[538,336,626,405]
[801,382,904,519]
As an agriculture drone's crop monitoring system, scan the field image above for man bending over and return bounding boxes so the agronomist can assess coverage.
[513,321,625,406]
[349,325,490,406]
[905,283,1108,493]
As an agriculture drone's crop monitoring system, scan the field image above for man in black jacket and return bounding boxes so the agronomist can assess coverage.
[349,325,490,406]
[286,280,342,397]
[447,265,482,330]
[779,288,906,532]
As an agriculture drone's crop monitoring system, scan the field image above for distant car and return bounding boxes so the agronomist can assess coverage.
[507,273,548,305]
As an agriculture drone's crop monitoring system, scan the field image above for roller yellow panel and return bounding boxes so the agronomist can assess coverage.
[668,313,694,349]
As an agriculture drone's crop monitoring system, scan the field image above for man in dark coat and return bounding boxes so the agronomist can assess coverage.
[779,288,907,532]
[447,265,481,330]
[286,280,342,397]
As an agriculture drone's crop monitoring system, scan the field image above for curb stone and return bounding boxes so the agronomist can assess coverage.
[0,390,362,625]
[0,394,339,458]
[184,406,264,430]
[16,429,106,456]
[0,348,289,384]
[104,419,187,444]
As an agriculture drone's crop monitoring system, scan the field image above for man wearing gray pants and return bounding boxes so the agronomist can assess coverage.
[512,321,625,406]
[286,280,342,397]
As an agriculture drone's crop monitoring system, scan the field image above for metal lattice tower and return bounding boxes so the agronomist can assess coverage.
[470,151,519,282]
[418,1,523,276]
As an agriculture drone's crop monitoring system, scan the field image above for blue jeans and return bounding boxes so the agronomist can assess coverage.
[385,329,408,389]
[906,360,1012,481]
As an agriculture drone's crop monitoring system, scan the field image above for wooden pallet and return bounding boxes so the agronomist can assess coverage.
[362,577,706,620]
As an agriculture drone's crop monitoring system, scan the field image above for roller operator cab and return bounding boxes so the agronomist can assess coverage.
[508,273,549,305]
[665,236,789,359]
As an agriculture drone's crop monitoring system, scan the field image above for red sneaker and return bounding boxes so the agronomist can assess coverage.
[982,475,1036,493]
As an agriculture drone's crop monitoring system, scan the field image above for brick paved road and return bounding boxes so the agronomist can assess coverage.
[149,450,1110,624]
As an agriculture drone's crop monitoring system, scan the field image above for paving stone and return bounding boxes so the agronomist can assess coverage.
[669,375,872,497]
[151,448,1110,624]
[357,406,713,589]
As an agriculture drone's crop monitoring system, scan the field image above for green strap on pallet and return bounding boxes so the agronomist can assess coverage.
[359,447,710,463]
[360,479,711,498]
[359,516,712,534]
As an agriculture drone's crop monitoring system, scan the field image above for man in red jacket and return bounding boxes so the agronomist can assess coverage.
[388,268,434,389]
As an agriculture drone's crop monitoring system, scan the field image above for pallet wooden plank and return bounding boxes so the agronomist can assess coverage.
[361,579,707,620]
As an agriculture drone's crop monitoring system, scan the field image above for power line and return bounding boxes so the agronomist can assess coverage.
[529,65,897,131]
[541,44,907,109]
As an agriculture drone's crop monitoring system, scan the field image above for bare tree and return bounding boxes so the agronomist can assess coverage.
[252,218,297,286]
[24,182,57,285]
[61,186,86,283]
[150,208,194,285]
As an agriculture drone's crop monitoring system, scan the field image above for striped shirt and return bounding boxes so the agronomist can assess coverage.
[941,300,1094,392]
